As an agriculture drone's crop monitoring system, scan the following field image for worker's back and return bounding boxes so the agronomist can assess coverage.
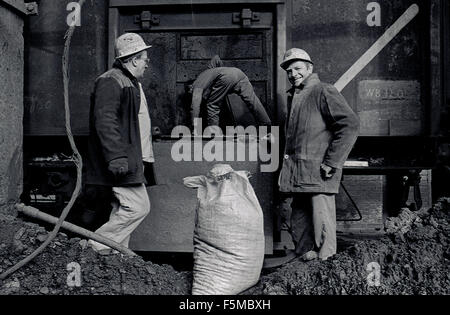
[193,67,246,96]
[191,63,270,128]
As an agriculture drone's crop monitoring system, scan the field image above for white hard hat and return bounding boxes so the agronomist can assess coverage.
[115,33,152,60]
[280,48,313,69]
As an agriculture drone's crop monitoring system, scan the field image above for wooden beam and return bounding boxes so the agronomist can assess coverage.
[334,4,420,93]
[429,0,443,136]
[0,0,37,15]
[108,7,119,68]
[110,0,284,7]
[444,0,450,136]
[0,0,26,14]
[276,3,287,125]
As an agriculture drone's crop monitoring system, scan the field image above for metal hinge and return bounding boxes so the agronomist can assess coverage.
[232,9,260,28]
[134,11,160,30]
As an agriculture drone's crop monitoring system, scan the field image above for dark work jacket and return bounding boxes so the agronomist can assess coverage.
[192,67,271,126]
[85,61,146,187]
[278,74,360,194]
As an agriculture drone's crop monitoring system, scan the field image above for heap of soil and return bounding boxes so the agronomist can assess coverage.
[0,198,448,295]
[0,214,191,295]
[246,197,450,295]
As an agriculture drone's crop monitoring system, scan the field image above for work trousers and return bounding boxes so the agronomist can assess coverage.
[206,77,270,126]
[288,193,336,260]
[88,184,150,251]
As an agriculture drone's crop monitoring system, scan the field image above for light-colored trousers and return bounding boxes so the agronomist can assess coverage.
[289,193,336,260]
[88,184,150,251]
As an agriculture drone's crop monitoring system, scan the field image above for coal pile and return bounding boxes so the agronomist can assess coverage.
[0,197,449,295]
[245,198,450,295]
[0,213,191,295]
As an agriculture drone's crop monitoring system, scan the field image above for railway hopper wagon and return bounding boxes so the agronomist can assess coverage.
[22,0,447,254]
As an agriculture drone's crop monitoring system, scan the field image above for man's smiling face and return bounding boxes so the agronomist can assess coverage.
[285,60,313,88]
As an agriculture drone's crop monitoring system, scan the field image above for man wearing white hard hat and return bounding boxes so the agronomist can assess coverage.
[85,33,154,254]
[278,48,360,261]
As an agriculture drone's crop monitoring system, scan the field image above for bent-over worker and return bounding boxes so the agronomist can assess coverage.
[191,55,272,131]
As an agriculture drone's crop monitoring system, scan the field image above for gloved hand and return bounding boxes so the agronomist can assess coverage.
[108,158,129,177]
[320,163,336,179]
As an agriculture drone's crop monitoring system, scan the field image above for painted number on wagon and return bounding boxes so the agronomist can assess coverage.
[67,262,82,287]
[67,2,81,27]
[366,262,381,287]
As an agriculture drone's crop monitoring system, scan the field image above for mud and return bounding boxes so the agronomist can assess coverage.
[245,198,450,295]
[0,213,191,295]
[0,198,449,295]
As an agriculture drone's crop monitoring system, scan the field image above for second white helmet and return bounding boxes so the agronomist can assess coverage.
[280,48,313,69]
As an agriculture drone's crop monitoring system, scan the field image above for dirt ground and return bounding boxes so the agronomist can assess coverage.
[245,198,450,295]
[0,213,192,295]
[0,198,448,295]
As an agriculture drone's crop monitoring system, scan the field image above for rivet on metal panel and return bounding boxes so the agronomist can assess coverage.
[25,2,38,15]
[151,15,160,25]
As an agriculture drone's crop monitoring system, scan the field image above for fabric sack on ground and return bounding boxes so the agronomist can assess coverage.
[184,164,265,295]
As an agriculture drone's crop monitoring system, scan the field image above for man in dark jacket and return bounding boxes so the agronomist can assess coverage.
[278,48,360,261]
[85,33,154,253]
[191,55,271,132]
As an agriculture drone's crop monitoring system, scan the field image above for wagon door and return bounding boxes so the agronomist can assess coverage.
[110,2,276,253]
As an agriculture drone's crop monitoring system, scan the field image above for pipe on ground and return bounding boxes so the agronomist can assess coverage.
[16,204,137,257]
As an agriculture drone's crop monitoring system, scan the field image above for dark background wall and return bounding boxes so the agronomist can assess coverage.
[23,0,436,137]
[0,3,24,214]
[20,0,448,207]
[24,0,107,136]
[14,0,448,246]
[287,0,429,137]
[289,0,425,82]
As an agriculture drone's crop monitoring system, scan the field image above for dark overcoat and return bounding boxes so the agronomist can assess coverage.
[85,62,146,187]
[279,74,360,194]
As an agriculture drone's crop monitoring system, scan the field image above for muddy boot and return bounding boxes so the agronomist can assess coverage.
[301,250,318,261]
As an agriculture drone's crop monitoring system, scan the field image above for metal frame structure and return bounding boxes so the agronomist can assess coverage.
[0,0,37,15]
